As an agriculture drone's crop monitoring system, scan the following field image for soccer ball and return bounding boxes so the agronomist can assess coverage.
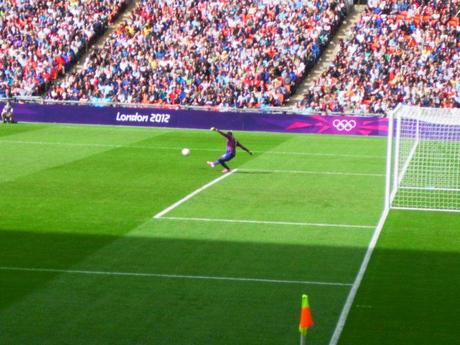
[181,148,190,156]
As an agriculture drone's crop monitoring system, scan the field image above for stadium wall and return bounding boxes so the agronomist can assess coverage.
[9,103,388,136]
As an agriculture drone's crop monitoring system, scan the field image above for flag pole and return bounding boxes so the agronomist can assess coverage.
[300,333,306,345]
[299,294,314,345]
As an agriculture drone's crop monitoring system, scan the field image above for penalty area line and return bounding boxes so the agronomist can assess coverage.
[238,168,384,177]
[0,266,352,287]
[153,169,238,219]
[159,216,375,229]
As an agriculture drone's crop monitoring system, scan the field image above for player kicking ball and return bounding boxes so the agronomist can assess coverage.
[207,127,252,173]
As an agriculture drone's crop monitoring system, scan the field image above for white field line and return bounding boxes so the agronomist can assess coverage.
[328,207,390,345]
[263,150,383,159]
[0,266,351,287]
[391,206,460,213]
[239,168,384,177]
[1,139,124,149]
[159,216,375,229]
[0,140,384,159]
[153,169,237,219]
[399,186,460,192]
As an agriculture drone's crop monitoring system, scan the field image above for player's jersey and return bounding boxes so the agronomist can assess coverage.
[226,136,237,155]
[2,104,12,116]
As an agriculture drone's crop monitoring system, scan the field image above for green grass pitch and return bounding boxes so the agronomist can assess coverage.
[0,123,459,344]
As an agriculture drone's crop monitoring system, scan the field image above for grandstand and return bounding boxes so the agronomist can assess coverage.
[1,0,458,113]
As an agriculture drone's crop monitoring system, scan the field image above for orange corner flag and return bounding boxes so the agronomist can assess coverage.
[299,294,314,336]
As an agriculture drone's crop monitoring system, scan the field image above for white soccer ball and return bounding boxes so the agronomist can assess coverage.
[181,148,190,156]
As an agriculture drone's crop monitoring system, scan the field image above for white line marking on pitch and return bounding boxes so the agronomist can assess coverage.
[328,207,389,345]
[0,266,351,287]
[0,140,123,149]
[0,140,383,159]
[153,169,237,219]
[159,216,375,229]
[263,150,383,159]
[238,168,384,177]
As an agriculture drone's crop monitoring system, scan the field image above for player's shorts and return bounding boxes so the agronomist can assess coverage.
[219,152,235,162]
[2,111,13,121]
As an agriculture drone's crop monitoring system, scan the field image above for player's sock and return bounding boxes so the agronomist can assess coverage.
[220,161,230,171]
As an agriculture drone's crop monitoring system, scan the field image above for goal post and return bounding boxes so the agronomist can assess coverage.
[386,105,460,213]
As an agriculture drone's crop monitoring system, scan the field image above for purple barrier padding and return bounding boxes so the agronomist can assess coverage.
[10,103,388,136]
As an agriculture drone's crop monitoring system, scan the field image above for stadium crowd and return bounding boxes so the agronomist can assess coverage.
[296,0,460,114]
[47,0,348,107]
[0,0,127,98]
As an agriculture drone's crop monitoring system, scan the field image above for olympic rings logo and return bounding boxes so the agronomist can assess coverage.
[332,119,357,132]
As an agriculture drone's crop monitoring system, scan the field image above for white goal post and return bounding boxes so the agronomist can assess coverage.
[385,105,460,213]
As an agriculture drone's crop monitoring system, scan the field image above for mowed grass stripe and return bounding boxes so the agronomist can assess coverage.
[166,171,383,225]
[0,146,181,234]
[0,266,352,287]
[0,126,172,184]
[0,139,384,159]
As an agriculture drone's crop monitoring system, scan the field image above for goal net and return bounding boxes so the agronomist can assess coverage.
[387,105,460,212]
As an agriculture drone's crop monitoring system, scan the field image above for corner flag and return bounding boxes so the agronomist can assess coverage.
[299,294,314,336]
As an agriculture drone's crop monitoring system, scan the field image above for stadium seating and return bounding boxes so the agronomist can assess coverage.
[0,0,127,97]
[296,0,460,114]
[46,0,347,107]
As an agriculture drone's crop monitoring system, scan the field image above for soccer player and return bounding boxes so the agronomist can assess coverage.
[207,127,252,173]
